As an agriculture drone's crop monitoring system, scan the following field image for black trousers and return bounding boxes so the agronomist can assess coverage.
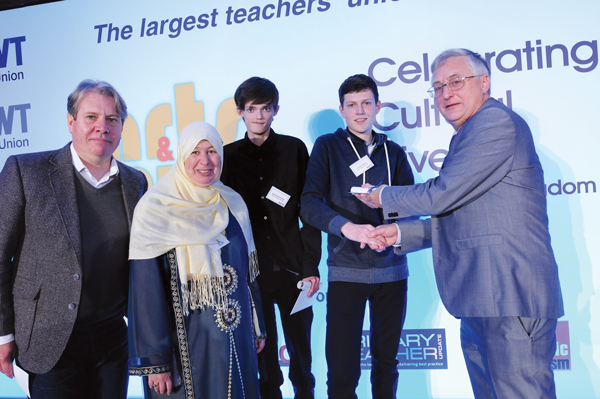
[326,279,407,399]
[28,317,129,399]
[258,270,316,399]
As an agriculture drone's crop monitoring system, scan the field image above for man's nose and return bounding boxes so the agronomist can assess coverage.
[96,117,109,133]
[441,84,453,99]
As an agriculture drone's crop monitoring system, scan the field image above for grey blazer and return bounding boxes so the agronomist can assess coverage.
[0,144,148,373]
[383,98,563,319]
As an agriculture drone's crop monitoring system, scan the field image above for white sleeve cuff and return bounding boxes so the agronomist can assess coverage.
[379,186,386,207]
[0,334,15,345]
[392,223,402,247]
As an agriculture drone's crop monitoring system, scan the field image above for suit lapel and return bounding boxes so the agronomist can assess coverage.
[48,144,83,270]
[118,163,142,230]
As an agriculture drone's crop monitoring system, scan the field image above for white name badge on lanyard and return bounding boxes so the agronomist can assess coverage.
[266,186,291,207]
[349,155,374,177]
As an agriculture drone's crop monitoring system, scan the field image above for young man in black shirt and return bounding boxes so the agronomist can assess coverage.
[221,77,321,399]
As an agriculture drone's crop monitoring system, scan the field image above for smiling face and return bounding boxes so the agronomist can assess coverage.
[184,140,221,187]
[237,101,279,139]
[339,89,381,142]
[67,91,123,168]
[433,56,490,131]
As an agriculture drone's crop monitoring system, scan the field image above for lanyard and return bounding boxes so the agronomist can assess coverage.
[346,136,392,186]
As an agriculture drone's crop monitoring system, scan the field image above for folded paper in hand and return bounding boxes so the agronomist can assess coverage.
[290,281,323,315]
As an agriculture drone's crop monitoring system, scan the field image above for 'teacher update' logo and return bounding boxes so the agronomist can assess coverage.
[362,328,448,370]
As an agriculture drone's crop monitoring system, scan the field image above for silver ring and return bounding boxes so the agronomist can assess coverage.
[152,384,158,388]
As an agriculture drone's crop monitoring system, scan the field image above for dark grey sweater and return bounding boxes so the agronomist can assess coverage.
[73,170,129,332]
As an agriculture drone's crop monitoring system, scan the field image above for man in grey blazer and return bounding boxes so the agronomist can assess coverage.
[357,49,563,398]
[0,80,147,398]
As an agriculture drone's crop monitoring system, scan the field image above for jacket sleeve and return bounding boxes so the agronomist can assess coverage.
[393,219,433,256]
[298,143,322,278]
[300,137,351,237]
[247,275,266,339]
[0,156,25,336]
[382,106,517,219]
[128,257,174,376]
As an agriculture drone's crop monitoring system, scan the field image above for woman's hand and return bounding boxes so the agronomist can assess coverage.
[149,372,173,395]
[256,338,265,353]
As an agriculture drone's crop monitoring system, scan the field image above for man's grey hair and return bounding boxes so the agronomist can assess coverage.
[67,79,128,122]
[431,48,490,94]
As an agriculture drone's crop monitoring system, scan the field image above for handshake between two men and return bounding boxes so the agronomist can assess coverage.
[341,184,396,252]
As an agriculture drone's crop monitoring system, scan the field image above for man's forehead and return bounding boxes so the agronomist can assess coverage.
[245,101,272,108]
[344,89,375,102]
[79,92,116,110]
[432,56,472,82]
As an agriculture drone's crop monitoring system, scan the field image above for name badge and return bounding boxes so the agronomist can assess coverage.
[266,186,291,207]
[209,234,230,251]
[349,156,374,177]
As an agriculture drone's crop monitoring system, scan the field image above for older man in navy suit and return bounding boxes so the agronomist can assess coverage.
[0,80,147,398]
[358,49,563,399]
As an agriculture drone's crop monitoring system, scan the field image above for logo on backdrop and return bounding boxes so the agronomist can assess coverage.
[0,104,31,151]
[552,320,571,371]
[1,36,26,83]
[369,39,598,89]
[362,328,448,370]
[545,179,596,196]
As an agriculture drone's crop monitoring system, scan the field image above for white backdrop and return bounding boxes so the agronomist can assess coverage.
[1,0,598,397]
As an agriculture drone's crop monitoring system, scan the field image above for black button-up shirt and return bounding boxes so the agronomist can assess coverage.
[222,130,321,278]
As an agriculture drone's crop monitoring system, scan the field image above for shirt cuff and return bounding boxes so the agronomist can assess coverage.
[379,186,386,208]
[0,334,15,345]
[392,223,402,247]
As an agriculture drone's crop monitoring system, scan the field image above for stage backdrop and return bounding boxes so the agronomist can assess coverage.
[1,0,598,398]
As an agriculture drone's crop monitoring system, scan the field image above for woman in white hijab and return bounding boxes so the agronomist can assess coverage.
[128,122,265,399]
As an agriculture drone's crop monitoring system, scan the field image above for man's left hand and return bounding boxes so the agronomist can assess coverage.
[0,341,17,379]
[355,185,386,209]
[301,276,320,298]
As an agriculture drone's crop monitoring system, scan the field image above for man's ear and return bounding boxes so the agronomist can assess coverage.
[273,105,280,116]
[67,113,75,134]
[236,108,244,118]
[480,74,490,94]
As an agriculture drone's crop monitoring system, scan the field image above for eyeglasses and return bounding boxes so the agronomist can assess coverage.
[427,75,482,98]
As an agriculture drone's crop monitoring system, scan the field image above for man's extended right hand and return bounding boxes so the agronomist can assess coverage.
[0,341,16,378]
[340,222,387,251]
[367,224,399,248]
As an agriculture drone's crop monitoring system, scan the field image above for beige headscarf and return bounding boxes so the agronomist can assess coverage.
[129,122,258,314]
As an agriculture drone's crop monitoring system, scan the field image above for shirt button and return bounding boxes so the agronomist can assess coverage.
[73,274,80,281]
[259,159,262,162]
[261,196,265,199]
[259,177,263,180]
[267,236,271,240]
[68,303,76,310]
[264,216,268,220]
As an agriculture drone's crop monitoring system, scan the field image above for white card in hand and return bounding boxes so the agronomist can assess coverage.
[350,186,370,194]
[290,281,323,315]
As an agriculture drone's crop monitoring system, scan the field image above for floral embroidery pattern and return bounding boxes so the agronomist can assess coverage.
[222,264,238,296]
[216,298,242,333]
